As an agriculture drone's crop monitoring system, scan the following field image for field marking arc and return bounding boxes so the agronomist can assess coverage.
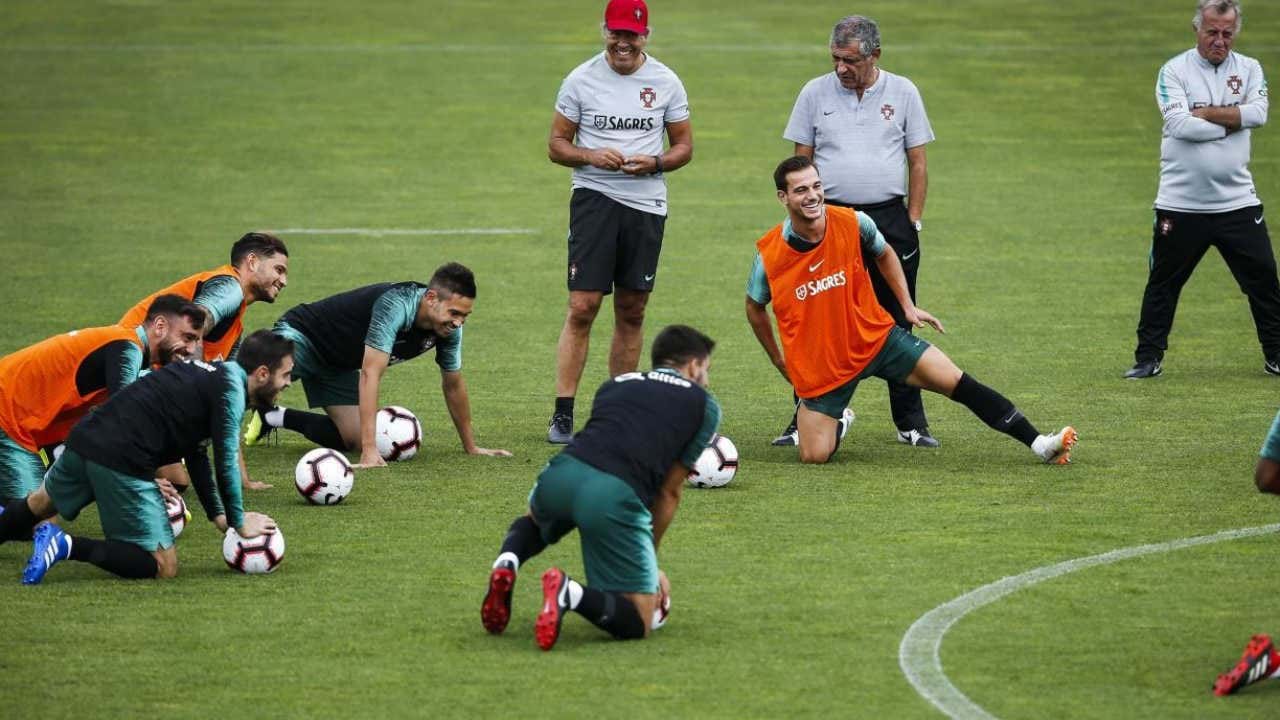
[899,523,1280,720]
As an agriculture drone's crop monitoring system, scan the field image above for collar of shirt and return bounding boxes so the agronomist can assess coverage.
[653,367,691,381]
[134,324,150,367]
[782,215,825,252]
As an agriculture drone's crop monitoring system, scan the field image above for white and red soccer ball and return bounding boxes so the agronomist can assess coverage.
[223,527,285,574]
[688,434,739,488]
[294,448,355,505]
[375,405,422,461]
[165,494,189,539]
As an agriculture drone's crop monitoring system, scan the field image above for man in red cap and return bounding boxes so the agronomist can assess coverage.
[545,0,694,444]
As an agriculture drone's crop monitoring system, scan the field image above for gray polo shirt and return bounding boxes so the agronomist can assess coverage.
[555,52,690,216]
[1154,49,1269,213]
[784,69,934,205]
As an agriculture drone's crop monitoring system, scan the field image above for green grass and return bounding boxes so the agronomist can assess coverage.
[2,1,1279,717]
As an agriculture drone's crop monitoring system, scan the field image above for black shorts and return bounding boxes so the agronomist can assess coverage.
[567,188,666,294]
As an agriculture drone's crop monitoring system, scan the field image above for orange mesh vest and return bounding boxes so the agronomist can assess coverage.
[0,325,144,451]
[121,265,245,361]
[756,206,896,398]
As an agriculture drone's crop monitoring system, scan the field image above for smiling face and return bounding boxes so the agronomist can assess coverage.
[249,355,293,409]
[147,313,204,366]
[777,165,826,224]
[604,28,648,75]
[417,289,474,337]
[1195,6,1238,66]
[245,251,289,303]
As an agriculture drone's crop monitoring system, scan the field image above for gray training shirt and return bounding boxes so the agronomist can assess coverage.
[1155,49,1269,213]
[784,69,934,205]
[555,52,690,216]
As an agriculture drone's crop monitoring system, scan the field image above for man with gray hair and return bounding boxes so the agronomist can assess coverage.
[1124,0,1277,379]
[777,15,938,447]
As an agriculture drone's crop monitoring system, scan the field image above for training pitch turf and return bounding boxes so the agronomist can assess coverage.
[1,1,1279,717]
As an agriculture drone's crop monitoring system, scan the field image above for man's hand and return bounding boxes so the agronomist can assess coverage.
[356,447,387,469]
[587,148,625,171]
[904,306,945,334]
[467,446,513,457]
[154,478,181,502]
[213,514,229,533]
[621,154,658,175]
[237,511,278,538]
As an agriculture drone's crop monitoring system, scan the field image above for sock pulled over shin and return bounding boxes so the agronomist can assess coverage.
[494,515,547,570]
[280,409,347,450]
[0,499,38,543]
[950,373,1039,447]
[69,537,158,579]
[574,585,647,640]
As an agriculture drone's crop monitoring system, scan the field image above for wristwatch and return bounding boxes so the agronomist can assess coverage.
[912,220,923,232]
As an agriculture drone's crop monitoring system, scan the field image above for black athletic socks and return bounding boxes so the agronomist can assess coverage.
[950,373,1039,446]
[69,537,158,579]
[554,396,575,418]
[0,499,38,543]
[281,409,347,450]
[574,587,647,640]
[499,515,547,567]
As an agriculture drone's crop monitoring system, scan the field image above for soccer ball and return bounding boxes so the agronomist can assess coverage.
[294,448,354,505]
[223,527,285,574]
[687,434,738,488]
[165,494,190,539]
[375,405,422,461]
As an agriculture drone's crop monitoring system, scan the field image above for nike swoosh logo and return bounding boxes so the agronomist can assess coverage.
[823,110,835,116]
[644,274,655,282]
[1257,216,1265,224]
[1002,411,1019,424]
[901,249,919,261]
[808,260,824,272]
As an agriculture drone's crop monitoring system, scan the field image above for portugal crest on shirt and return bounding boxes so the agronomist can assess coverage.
[881,103,895,120]
[639,87,656,109]
[1228,75,1243,95]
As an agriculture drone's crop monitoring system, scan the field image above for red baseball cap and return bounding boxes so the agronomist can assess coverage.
[605,0,649,36]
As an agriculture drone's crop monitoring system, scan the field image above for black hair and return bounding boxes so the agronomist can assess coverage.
[429,262,477,299]
[651,325,716,368]
[144,293,209,332]
[236,329,294,373]
[773,155,817,191]
[230,232,289,266]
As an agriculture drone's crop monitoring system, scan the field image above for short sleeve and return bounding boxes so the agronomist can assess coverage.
[783,82,817,146]
[902,80,935,149]
[857,211,889,257]
[192,275,245,330]
[435,325,463,372]
[365,287,420,354]
[1262,409,1280,461]
[746,253,771,304]
[554,73,582,124]
[665,75,690,123]
[679,392,722,469]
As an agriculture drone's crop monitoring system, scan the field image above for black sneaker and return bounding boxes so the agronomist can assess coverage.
[547,412,573,444]
[1266,358,1280,376]
[771,418,799,446]
[1123,360,1162,379]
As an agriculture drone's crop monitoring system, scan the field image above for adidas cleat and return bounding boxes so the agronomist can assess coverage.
[481,565,516,635]
[1214,634,1280,696]
[23,523,71,585]
[535,567,570,651]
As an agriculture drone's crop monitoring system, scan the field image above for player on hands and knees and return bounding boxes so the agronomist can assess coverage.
[481,325,719,650]
[745,156,1077,465]
[247,262,510,465]
[122,231,290,490]
[0,330,290,583]
[0,294,204,509]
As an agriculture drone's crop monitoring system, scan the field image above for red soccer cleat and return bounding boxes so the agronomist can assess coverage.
[481,566,516,635]
[1214,634,1280,696]
[535,567,570,651]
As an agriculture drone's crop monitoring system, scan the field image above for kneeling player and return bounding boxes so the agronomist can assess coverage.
[0,330,291,583]
[0,294,204,506]
[745,156,1077,465]
[480,325,719,650]
[246,262,509,465]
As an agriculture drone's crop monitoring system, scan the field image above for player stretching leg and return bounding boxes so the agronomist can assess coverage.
[481,325,719,650]
[745,156,1076,465]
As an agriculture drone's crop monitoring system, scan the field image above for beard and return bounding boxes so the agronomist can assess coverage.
[249,384,279,409]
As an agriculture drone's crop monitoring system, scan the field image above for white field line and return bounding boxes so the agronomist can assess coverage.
[264,228,537,237]
[899,523,1280,720]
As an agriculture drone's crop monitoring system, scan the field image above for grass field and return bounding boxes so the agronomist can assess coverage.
[2,1,1279,717]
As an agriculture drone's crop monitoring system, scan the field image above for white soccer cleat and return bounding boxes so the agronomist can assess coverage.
[839,408,855,439]
[1033,426,1078,465]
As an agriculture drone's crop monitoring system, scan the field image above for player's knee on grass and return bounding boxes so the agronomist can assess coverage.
[153,548,178,579]
[26,485,57,519]
[798,442,834,464]
[620,591,657,639]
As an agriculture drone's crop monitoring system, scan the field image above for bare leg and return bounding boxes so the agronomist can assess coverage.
[796,403,841,464]
[555,291,605,397]
[323,405,363,451]
[609,289,649,377]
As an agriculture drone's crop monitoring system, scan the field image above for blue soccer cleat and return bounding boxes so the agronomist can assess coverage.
[23,523,71,585]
